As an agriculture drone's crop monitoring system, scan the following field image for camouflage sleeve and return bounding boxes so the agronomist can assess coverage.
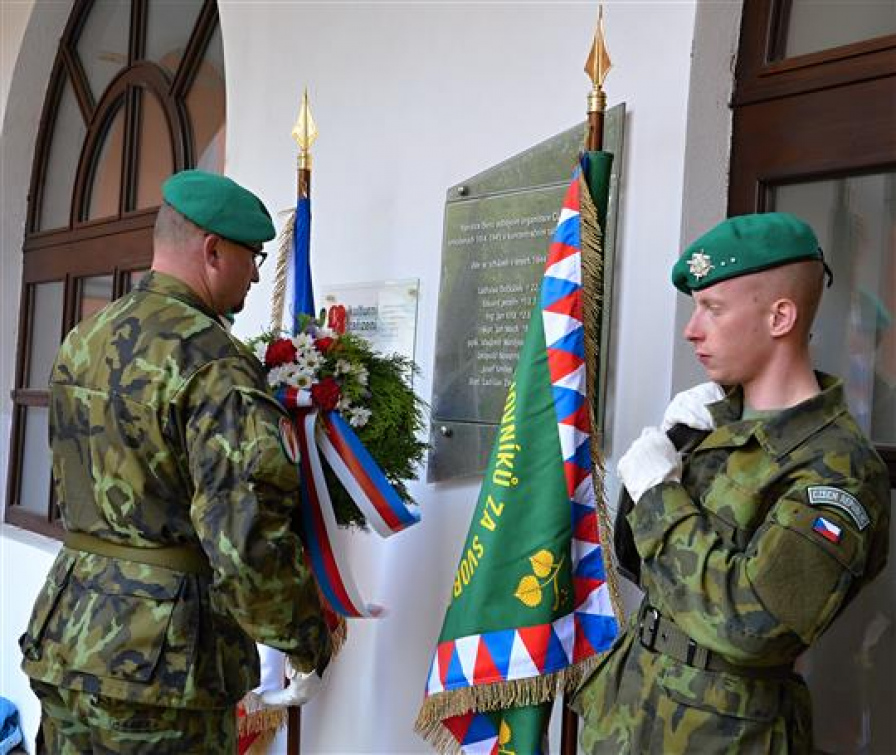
[177,355,331,673]
[629,475,884,665]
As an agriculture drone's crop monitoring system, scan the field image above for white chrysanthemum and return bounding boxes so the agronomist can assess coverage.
[348,407,371,428]
[280,363,304,387]
[335,359,352,375]
[294,373,313,390]
[292,333,315,354]
[354,365,369,386]
[304,351,323,370]
[254,342,268,363]
[336,396,353,412]
[267,365,287,388]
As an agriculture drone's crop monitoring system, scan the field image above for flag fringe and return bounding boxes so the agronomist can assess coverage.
[413,654,604,753]
[578,169,625,624]
[238,693,288,738]
[270,208,296,331]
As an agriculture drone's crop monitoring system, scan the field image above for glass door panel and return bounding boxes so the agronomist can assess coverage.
[773,172,895,755]
[783,0,896,58]
[773,173,895,444]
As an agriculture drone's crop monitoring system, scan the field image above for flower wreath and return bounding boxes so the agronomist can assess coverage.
[250,308,427,528]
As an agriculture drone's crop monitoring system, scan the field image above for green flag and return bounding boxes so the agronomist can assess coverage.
[416,152,619,753]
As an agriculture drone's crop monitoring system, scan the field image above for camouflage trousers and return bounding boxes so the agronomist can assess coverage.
[572,630,813,754]
[31,681,236,754]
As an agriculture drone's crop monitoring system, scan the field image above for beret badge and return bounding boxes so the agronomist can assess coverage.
[687,250,714,280]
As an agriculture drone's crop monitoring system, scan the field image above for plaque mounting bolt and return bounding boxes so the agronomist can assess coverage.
[439,426,453,438]
[456,185,468,196]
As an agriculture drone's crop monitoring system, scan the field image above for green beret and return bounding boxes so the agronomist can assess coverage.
[162,169,275,245]
[672,212,822,294]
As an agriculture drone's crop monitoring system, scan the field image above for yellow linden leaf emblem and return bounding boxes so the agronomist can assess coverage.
[514,575,542,607]
[687,250,714,280]
[529,549,555,578]
[499,720,512,746]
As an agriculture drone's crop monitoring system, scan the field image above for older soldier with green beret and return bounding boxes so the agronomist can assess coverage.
[20,170,331,752]
[573,212,889,753]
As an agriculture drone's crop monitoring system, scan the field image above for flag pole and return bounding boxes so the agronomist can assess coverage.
[584,5,610,152]
[561,8,612,754]
[270,89,318,332]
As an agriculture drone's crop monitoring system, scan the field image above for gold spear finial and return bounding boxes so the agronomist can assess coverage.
[584,5,612,113]
[291,88,318,170]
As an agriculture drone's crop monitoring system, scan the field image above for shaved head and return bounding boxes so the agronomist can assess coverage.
[755,260,825,341]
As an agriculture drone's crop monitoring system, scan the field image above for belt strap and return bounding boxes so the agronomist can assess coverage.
[64,531,212,576]
[637,603,792,678]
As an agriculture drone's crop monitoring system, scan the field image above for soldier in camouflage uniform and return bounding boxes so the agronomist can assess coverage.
[573,213,890,753]
[20,170,331,753]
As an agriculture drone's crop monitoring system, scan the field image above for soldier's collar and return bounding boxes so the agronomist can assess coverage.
[136,271,219,321]
[707,373,846,458]
[753,373,847,457]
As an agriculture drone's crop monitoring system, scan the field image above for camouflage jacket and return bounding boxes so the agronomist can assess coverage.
[574,373,890,753]
[21,272,331,709]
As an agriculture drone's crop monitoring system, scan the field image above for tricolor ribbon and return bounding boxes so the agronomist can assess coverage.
[279,388,420,617]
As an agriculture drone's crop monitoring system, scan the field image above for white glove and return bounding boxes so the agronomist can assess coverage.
[661,382,725,432]
[617,427,682,503]
[259,658,325,707]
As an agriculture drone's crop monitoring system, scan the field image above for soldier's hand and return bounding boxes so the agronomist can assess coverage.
[617,427,682,503]
[259,658,325,707]
[661,382,725,432]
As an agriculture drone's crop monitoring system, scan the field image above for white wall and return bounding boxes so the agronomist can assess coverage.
[1,1,705,751]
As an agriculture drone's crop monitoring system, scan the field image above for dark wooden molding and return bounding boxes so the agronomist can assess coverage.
[25,59,67,234]
[4,507,65,541]
[879,446,896,489]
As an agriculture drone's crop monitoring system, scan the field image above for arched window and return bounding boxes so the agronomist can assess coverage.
[6,0,226,537]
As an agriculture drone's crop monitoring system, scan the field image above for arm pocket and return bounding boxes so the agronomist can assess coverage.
[747,501,863,644]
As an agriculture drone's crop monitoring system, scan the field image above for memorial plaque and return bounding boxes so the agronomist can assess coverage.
[428,106,625,482]
[319,278,419,361]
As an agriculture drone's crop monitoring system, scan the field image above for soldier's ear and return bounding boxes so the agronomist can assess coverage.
[769,297,798,338]
[202,233,222,268]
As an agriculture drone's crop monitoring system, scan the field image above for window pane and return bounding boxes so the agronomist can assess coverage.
[135,90,174,209]
[87,104,125,221]
[145,0,204,78]
[26,281,64,389]
[186,26,225,174]
[773,173,896,444]
[19,406,51,517]
[78,275,114,322]
[128,269,150,291]
[40,79,86,230]
[784,0,896,58]
[76,0,130,103]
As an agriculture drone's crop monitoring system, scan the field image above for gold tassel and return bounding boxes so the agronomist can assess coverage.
[578,171,625,624]
[414,654,606,753]
[269,209,296,332]
[238,695,288,738]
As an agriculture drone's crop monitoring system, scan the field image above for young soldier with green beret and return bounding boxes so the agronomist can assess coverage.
[20,170,332,752]
[573,212,890,753]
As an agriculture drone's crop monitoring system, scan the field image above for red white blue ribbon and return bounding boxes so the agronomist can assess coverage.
[286,402,420,618]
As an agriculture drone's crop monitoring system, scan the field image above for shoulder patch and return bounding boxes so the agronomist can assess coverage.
[807,485,869,530]
[279,416,301,465]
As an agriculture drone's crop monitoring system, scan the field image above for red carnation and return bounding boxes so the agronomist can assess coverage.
[314,336,336,354]
[265,338,297,367]
[311,377,341,411]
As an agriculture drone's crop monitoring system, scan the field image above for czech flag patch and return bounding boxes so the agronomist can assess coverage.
[812,516,842,544]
